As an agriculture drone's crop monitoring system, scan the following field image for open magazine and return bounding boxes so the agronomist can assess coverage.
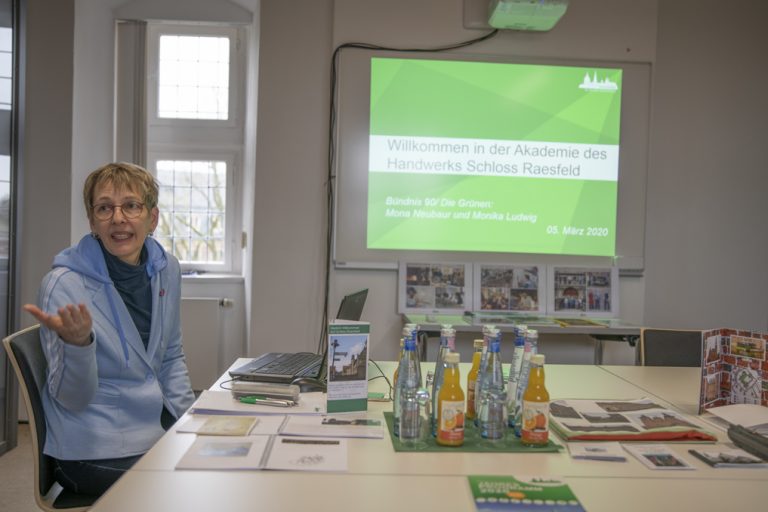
[549,398,717,442]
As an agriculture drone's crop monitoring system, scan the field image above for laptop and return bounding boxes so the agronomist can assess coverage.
[228,289,368,384]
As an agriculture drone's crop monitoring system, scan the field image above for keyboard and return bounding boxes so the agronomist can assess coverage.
[229,352,323,383]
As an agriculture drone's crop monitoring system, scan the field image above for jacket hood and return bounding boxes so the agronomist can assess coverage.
[53,234,168,281]
[52,234,168,364]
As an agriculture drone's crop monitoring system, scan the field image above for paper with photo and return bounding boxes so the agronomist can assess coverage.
[177,414,286,436]
[327,321,369,414]
[281,414,384,439]
[176,435,347,472]
[623,444,694,470]
[176,436,271,470]
[549,398,716,442]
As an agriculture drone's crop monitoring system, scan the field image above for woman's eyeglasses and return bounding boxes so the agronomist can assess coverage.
[91,201,145,221]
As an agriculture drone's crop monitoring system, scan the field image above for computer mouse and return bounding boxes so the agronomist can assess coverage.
[290,377,327,393]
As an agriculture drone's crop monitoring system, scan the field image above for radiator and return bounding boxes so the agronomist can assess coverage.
[180,297,228,390]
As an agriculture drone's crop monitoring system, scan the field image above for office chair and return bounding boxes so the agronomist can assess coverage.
[3,325,96,511]
[639,327,703,367]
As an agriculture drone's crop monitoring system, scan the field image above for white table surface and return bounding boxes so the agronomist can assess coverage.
[91,361,768,512]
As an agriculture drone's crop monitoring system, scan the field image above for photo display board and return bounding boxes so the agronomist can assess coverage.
[398,262,473,314]
[398,262,618,318]
[546,266,619,318]
[474,263,545,315]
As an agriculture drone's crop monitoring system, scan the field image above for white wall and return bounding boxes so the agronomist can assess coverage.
[20,0,75,319]
[643,1,768,331]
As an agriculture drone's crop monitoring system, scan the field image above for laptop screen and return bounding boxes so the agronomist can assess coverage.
[335,289,368,321]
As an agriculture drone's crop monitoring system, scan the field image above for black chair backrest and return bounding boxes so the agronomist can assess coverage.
[6,326,57,497]
[641,328,702,367]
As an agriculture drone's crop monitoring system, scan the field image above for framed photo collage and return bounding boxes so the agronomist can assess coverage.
[398,262,619,319]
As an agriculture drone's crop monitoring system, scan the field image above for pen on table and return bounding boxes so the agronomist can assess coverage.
[239,395,295,407]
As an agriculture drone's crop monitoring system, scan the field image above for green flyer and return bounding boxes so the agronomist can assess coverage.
[468,475,585,511]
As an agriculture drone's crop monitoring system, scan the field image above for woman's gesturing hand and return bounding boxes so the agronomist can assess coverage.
[23,303,93,346]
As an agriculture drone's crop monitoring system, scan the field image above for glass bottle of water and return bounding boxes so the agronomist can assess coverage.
[478,331,506,440]
[394,329,421,438]
[431,325,455,436]
[506,324,527,427]
[513,329,538,437]
[474,325,496,426]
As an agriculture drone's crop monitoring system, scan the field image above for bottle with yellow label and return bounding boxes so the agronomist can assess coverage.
[437,352,465,446]
[465,339,484,420]
[521,354,550,447]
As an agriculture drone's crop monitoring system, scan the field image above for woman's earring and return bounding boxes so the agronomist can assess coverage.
[91,232,100,240]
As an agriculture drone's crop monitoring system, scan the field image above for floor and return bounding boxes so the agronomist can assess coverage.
[0,423,40,512]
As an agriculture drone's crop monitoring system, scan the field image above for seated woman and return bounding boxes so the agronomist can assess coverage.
[24,162,195,497]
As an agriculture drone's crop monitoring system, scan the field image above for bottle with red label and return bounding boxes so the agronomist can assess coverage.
[521,354,550,447]
[437,352,465,446]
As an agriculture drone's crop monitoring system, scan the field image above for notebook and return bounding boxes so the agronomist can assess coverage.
[228,289,368,384]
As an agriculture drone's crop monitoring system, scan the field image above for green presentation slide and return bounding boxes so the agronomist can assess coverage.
[367,57,622,257]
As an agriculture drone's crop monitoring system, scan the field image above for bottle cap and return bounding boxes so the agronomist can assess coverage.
[531,354,545,365]
[445,352,460,364]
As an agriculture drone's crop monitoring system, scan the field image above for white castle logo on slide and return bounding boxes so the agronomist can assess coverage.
[578,72,618,92]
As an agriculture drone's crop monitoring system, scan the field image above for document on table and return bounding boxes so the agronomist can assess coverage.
[176,435,347,472]
[280,414,384,439]
[267,437,348,472]
[623,444,695,470]
[176,436,271,470]
[704,404,768,435]
[567,441,627,462]
[190,390,326,416]
[177,414,286,436]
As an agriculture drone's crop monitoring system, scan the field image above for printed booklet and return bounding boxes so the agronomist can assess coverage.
[326,321,370,413]
[549,398,717,442]
[687,447,768,468]
[176,435,348,472]
[567,441,626,462]
[280,414,384,439]
[623,444,694,470]
[699,328,768,414]
[468,475,585,511]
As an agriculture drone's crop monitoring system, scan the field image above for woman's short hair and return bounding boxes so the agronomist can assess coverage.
[83,162,159,221]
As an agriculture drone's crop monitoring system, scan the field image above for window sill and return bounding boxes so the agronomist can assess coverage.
[181,273,244,285]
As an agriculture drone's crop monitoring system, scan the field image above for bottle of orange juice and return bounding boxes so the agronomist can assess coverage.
[465,339,484,421]
[521,354,550,446]
[437,352,465,446]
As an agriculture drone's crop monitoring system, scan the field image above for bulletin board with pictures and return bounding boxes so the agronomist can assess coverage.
[398,262,472,314]
[699,328,768,414]
[546,266,619,318]
[473,263,545,315]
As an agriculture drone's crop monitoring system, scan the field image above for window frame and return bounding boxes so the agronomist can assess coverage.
[146,23,242,128]
[144,22,246,275]
[147,148,242,274]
